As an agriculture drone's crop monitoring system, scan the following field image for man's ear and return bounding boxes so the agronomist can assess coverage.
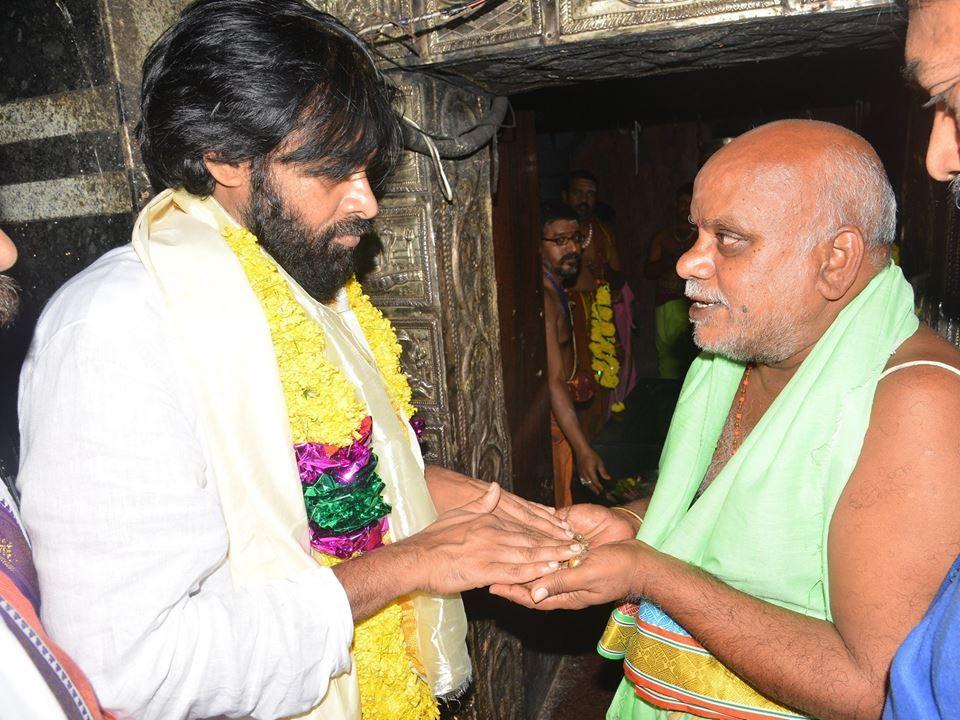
[203,153,251,188]
[816,226,865,301]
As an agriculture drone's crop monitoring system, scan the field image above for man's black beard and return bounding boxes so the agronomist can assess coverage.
[554,253,580,282]
[242,172,374,303]
[0,274,20,328]
[574,203,592,221]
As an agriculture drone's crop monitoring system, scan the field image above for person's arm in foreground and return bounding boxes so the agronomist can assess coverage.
[19,319,578,720]
[493,366,960,720]
[544,287,608,495]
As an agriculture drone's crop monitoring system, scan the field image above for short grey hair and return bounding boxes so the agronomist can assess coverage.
[809,142,897,251]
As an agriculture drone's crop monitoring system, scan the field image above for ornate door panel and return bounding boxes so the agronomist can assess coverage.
[363,72,525,719]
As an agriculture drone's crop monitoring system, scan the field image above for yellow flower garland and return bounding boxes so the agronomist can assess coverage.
[222,226,437,720]
[589,283,620,389]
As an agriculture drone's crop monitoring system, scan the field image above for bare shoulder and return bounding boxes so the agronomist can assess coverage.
[542,282,561,320]
[828,326,960,654]
[875,325,960,412]
[885,323,960,374]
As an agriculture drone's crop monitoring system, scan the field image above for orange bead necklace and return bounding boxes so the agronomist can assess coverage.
[730,364,754,456]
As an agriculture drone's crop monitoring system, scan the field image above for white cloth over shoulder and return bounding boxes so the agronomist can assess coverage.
[17,243,355,720]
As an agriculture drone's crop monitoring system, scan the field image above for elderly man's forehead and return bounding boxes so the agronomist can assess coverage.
[693,156,801,215]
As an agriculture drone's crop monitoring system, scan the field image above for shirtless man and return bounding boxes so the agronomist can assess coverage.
[560,171,625,438]
[496,120,960,720]
[541,201,609,506]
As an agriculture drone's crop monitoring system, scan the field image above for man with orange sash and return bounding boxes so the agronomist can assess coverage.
[494,120,960,720]
[15,2,576,719]
[561,171,626,438]
[541,201,610,505]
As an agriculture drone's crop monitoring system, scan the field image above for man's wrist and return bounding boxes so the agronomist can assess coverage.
[424,465,484,514]
[386,537,425,596]
[571,440,594,458]
[611,505,643,535]
[625,540,655,598]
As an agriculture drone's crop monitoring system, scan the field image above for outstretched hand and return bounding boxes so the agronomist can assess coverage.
[425,465,572,541]
[405,483,582,596]
[557,503,638,547]
[490,540,646,611]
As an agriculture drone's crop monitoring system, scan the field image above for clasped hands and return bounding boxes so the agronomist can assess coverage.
[415,467,650,608]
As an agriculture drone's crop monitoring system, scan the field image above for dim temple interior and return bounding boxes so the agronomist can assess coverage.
[2,0,960,718]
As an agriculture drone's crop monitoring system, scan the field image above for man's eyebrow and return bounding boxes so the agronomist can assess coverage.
[699,216,754,236]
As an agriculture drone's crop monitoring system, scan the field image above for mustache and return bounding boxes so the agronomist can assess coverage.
[328,217,375,241]
[559,252,579,264]
[685,279,727,305]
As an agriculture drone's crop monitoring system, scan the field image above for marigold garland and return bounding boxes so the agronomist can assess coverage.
[589,282,620,389]
[222,226,437,720]
[346,278,417,421]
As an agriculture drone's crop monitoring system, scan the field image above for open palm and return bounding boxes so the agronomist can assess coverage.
[557,504,636,547]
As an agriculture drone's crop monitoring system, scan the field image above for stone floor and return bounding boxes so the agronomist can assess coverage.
[538,647,624,720]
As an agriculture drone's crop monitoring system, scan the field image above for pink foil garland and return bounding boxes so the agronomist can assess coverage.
[295,417,373,487]
[310,516,389,558]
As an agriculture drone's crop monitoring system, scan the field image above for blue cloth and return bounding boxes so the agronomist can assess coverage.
[884,554,960,719]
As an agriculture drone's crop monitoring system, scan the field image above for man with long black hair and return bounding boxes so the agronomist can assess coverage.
[15,2,576,718]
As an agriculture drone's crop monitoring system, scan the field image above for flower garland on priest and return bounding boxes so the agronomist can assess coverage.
[589,282,620,390]
[223,226,438,720]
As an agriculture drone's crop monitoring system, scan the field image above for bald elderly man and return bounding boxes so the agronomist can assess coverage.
[883,2,960,717]
[494,119,960,720]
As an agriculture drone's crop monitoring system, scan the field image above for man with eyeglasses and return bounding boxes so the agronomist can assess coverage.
[541,201,610,506]
[883,3,960,716]
[561,171,627,442]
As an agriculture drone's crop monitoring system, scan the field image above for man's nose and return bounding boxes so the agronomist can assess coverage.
[342,174,379,220]
[926,107,960,182]
[676,234,713,281]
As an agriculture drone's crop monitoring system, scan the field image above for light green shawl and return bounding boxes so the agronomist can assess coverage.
[607,262,918,719]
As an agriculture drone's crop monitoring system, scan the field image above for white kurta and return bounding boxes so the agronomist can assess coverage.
[16,245,355,720]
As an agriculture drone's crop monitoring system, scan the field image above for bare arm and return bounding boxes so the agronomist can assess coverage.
[495,366,960,720]
[544,289,609,493]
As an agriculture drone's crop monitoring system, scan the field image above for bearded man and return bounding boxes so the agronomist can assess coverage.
[540,201,610,506]
[15,2,576,719]
[494,119,960,720]
[883,3,960,716]
[560,171,627,437]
